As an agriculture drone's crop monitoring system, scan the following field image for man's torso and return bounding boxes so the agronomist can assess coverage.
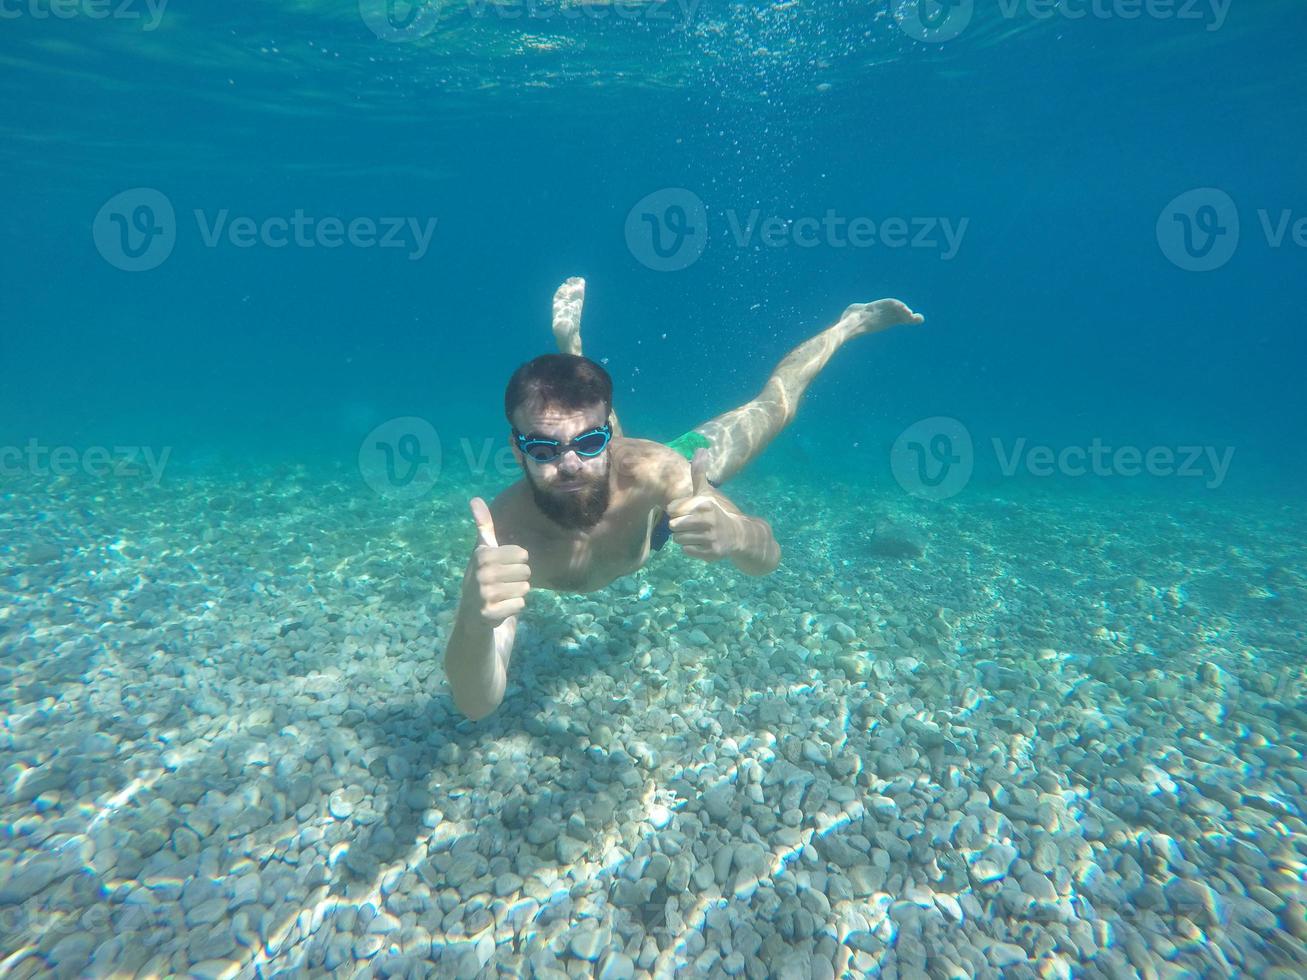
[490,438,691,593]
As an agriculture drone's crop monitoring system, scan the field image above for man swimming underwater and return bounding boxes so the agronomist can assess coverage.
[445,278,923,719]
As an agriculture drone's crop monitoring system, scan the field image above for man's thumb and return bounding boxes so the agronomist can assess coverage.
[469,497,498,548]
[690,449,712,495]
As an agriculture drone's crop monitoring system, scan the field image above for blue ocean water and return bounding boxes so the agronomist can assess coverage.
[3,2,1307,979]
[4,0,1304,496]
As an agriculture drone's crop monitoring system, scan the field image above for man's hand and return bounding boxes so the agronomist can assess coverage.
[465,498,531,626]
[666,451,741,562]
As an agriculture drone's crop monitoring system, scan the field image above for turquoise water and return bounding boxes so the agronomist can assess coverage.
[2,1,1306,978]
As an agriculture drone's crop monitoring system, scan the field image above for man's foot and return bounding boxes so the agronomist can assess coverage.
[838,298,924,339]
[552,277,586,356]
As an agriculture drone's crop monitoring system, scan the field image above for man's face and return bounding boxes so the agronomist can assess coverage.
[511,400,611,530]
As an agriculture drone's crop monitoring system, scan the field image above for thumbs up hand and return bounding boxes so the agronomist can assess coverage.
[666,450,740,563]
[464,498,531,627]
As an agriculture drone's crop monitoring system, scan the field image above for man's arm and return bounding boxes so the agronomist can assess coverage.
[444,498,530,720]
[664,449,781,576]
[714,498,781,576]
[445,583,517,721]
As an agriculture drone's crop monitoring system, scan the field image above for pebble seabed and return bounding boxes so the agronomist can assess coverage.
[1,468,1305,979]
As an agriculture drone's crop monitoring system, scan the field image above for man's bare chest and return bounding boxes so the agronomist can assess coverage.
[514,506,657,593]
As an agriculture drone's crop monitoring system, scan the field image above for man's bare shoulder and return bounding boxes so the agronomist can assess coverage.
[611,437,690,496]
[485,481,531,536]
[611,435,678,457]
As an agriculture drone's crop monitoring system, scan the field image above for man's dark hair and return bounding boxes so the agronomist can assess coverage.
[504,354,613,423]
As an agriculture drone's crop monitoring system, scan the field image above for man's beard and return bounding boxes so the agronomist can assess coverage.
[525,466,611,530]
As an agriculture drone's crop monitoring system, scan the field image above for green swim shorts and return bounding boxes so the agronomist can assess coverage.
[664,430,712,461]
[652,430,718,553]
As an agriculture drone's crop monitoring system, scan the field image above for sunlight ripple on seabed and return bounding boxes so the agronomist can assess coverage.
[208,675,892,975]
[0,770,162,973]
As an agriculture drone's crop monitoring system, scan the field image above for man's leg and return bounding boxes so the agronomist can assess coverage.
[551,277,624,437]
[692,299,923,485]
[551,277,586,356]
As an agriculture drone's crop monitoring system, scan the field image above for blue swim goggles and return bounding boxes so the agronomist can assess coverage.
[512,422,612,463]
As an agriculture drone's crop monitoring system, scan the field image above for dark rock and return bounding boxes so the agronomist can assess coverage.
[868,522,925,559]
[25,541,62,564]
